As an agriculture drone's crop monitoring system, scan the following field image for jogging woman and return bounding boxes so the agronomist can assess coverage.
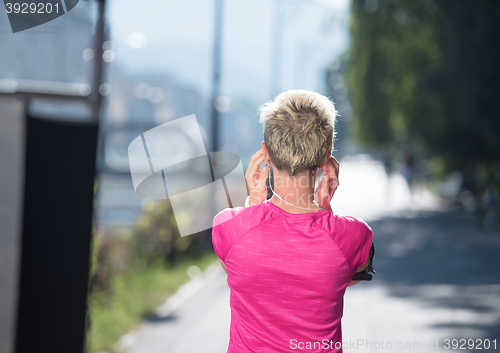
[212,90,373,352]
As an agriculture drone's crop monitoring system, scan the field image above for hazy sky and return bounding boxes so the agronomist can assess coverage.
[107,0,350,101]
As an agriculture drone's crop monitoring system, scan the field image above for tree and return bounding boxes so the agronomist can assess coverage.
[346,0,500,182]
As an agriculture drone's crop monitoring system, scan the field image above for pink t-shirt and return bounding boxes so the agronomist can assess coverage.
[212,200,373,353]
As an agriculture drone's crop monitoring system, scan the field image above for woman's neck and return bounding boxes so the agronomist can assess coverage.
[269,168,323,214]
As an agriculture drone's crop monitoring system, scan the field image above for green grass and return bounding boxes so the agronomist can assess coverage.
[87,252,219,353]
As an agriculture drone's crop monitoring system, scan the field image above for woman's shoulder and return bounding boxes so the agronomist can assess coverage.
[318,212,372,234]
[213,206,245,228]
[212,202,270,230]
[337,214,371,227]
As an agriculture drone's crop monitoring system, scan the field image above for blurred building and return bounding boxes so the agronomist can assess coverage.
[0,2,95,84]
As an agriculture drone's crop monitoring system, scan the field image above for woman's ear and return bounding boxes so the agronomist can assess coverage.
[261,141,271,165]
[320,148,332,168]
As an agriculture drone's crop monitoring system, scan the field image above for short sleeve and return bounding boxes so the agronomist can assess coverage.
[351,219,373,270]
[333,216,373,273]
[211,207,245,262]
[212,209,229,262]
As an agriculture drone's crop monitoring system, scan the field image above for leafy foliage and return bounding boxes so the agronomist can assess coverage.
[346,0,500,174]
[91,200,209,293]
[86,200,215,352]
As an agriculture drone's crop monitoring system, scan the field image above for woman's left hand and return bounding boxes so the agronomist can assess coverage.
[314,156,340,211]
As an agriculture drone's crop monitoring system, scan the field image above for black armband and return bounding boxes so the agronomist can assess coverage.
[352,242,375,281]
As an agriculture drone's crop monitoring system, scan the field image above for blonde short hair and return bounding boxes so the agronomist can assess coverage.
[259,90,337,176]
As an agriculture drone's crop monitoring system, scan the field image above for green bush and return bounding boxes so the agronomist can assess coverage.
[86,199,216,353]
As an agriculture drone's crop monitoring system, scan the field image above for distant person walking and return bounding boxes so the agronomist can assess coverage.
[402,150,416,202]
[212,90,374,352]
[402,151,415,185]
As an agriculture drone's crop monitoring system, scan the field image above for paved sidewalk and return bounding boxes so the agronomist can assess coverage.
[342,209,500,353]
[122,159,500,353]
[118,262,230,353]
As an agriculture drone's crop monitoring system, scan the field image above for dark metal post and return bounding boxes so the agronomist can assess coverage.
[93,0,107,174]
[205,0,224,250]
[270,0,284,97]
[210,0,224,154]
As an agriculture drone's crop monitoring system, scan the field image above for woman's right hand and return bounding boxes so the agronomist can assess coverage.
[245,149,269,207]
[314,156,340,211]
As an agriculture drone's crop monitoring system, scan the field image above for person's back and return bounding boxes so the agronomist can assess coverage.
[213,201,372,352]
[212,90,374,352]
